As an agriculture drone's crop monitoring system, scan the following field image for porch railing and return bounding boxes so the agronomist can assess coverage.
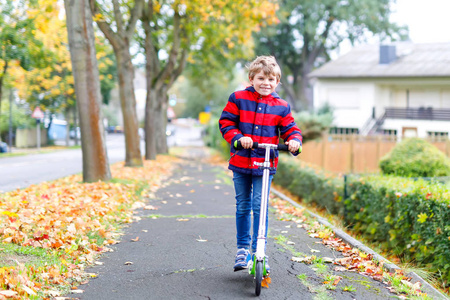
[384,107,450,121]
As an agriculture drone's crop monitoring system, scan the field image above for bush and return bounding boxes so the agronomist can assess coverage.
[203,117,230,158]
[274,155,343,214]
[343,175,450,284]
[379,138,450,177]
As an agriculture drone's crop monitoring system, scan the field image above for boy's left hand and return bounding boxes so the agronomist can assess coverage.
[285,140,301,154]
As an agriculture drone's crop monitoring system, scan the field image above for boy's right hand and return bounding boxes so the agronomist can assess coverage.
[238,137,254,149]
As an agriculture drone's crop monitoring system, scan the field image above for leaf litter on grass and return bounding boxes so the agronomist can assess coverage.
[0,155,179,299]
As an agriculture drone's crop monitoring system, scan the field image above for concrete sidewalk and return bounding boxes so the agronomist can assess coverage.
[69,148,444,299]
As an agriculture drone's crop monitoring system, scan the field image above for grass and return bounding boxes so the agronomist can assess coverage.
[0,145,82,159]
[0,243,60,268]
[145,214,234,219]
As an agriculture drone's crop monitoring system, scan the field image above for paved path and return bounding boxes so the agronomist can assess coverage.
[69,148,401,300]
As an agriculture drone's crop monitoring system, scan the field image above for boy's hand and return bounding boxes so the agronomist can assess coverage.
[285,140,301,154]
[238,137,253,149]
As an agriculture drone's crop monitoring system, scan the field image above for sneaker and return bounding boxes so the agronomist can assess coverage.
[234,248,251,272]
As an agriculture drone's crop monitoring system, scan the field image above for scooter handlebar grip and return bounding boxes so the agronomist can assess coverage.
[233,140,259,150]
[277,144,289,151]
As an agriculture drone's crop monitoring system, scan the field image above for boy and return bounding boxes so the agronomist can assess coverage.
[219,56,302,272]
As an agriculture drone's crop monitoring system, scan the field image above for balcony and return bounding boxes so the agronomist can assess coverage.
[384,107,450,121]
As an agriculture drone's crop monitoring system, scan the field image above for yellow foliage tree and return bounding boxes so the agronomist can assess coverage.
[140,0,278,159]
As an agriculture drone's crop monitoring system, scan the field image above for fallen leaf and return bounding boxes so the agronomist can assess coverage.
[124,261,133,265]
[196,236,207,242]
[0,290,18,297]
[21,285,36,296]
[131,237,139,242]
[142,230,148,232]
[186,201,193,204]
[189,190,195,193]
[322,257,334,263]
[310,249,320,253]
[71,290,84,294]
[261,275,271,288]
[144,205,157,210]
[176,218,189,222]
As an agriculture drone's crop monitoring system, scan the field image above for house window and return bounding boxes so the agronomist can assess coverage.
[329,127,359,135]
[382,129,397,136]
[427,131,449,141]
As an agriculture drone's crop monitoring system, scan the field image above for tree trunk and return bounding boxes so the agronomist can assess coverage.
[64,0,111,182]
[115,47,143,166]
[144,88,168,159]
[155,92,168,154]
[144,89,157,160]
[89,0,143,167]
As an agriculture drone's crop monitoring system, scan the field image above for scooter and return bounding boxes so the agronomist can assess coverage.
[234,140,292,296]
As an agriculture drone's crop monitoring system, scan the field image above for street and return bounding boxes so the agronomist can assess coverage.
[0,122,204,192]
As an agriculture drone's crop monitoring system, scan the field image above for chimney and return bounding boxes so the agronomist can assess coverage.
[379,45,397,64]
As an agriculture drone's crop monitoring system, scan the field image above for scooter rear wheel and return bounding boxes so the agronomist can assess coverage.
[255,261,263,296]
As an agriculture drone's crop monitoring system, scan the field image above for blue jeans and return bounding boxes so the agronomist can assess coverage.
[233,171,273,252]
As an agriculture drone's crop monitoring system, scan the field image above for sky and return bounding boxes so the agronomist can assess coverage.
[332,0,450,58]
[390,0,450,43]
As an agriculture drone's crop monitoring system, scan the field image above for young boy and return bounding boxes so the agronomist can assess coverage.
[219,56,302,272]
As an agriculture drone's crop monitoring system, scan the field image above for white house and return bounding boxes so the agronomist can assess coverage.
[309,42,450,140]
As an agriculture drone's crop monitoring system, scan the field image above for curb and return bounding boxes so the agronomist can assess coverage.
[271,188,449,300]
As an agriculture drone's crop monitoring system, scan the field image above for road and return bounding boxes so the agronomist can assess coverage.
[0,122,204,192]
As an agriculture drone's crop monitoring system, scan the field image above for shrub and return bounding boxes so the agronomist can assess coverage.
[379,138,450,177]
[203,117,230,158]
[343,175,450,284]
[274,155,343,214]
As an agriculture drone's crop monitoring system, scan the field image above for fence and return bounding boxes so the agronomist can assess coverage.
[299,134,450,173]
[16,128,48,148]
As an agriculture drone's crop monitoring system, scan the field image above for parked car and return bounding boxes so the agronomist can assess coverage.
[0,142,8,153]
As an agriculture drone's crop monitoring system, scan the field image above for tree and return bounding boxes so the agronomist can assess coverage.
[254,0,408,111]
[0,0,46,140]
[89,0,143,167]
[65,0,111,182]
[140,0,278,159]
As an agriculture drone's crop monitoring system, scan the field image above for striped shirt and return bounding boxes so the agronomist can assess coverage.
[219,86,302,175]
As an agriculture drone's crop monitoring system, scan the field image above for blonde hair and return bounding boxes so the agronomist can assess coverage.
[247,56,281,82]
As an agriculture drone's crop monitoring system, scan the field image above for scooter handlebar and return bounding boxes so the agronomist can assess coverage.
[233,140,291,152]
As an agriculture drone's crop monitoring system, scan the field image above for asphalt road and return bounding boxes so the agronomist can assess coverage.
[0,134,131,192]
[0,122,203,192]
[69,148,396,300]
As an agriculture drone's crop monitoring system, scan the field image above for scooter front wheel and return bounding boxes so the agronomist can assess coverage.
[255,261,263,296]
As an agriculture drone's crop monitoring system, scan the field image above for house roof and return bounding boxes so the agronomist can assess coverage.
[308,42,450,78]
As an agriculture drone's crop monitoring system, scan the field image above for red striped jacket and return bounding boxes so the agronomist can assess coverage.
[219,86,302,175]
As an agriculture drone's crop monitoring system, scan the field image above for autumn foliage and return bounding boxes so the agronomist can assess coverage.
[0,155,178,299]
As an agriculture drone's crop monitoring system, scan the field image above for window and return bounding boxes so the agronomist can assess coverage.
[329,127,359,135]
[382,129,397,136]
[427,131,449,141]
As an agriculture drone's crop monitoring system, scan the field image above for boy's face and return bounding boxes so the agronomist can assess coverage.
[249,70,279,96]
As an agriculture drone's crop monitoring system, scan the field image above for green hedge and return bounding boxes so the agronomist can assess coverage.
[273,155,450,286]
[344,176,450,283]
[274,155,344,214]
[203,117,230,158]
